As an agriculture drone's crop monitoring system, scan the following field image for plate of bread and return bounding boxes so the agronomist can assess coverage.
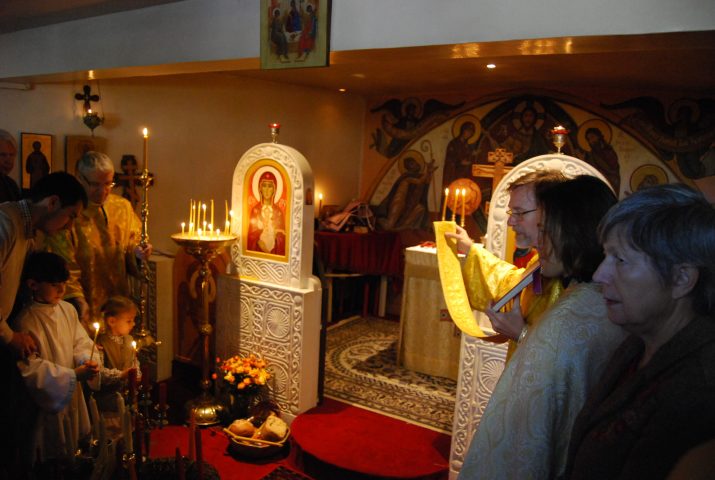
[224,413,290,459]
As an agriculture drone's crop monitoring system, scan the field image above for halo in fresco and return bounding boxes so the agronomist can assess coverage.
[397,150,426,174]
[577,119,613,152]
[447,178,482,216]
[630,164,668,192]
[452,114,482,144]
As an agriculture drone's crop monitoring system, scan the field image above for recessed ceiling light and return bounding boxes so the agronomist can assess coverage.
[486,63,496,69]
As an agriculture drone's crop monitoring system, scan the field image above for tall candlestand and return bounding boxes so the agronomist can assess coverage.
[170,234,237,425]
[135,166,157,351]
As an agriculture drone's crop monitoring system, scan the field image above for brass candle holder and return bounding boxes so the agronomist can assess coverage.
[171,233,237,426]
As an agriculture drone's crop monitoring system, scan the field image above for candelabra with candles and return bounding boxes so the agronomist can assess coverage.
[171,232,236,425]
[135,128,159,352]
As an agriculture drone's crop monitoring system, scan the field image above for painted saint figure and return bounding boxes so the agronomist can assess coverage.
[247,171,286,255]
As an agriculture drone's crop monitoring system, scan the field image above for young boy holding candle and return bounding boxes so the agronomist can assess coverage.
[94,295,141,435]
[14,251,100,466]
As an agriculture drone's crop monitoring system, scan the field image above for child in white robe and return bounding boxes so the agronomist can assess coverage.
[15,252,100,465]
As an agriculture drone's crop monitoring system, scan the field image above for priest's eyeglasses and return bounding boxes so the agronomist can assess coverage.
[506,208,537,219]
[80,173,116,190]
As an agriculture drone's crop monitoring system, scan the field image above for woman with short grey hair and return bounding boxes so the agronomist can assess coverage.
[563,183,715,479]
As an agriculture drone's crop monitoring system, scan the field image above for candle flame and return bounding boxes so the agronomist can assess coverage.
[142,128,149,138]
[318,193,323,200]
[93,322,100,332]
[132,340,137,350]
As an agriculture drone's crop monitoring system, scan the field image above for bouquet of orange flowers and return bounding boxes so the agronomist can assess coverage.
[215,354,271,396]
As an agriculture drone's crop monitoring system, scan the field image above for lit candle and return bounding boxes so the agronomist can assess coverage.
[142,128,149,171]
[131,340,137,366]
[441,188,449,221]
[188,200,192,231]
[210,199,214,230]
[89,322,100,362]
[191,202,196,233]
[225,200,229,226]
[452,188,459,222]
[461,188,467,222]
[318,193,323,219]
[202,203,207,229]
[181,222,185,235]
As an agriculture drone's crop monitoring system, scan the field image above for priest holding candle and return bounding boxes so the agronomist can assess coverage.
[41,140,153,332]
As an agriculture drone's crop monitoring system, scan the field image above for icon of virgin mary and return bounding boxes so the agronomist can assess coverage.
[246,170,287,255]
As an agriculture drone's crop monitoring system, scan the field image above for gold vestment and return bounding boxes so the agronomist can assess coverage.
[462,242,563,359]
[42,194,141,328]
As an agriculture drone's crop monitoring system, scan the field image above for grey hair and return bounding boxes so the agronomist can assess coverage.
[76,151,114,176]
[0,129,17,150]
[598,183,715,316]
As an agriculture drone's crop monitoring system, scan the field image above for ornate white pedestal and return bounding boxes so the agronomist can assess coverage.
[215,134,321,423]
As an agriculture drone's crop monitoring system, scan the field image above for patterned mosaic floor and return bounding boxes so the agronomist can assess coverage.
[324,316,456,433]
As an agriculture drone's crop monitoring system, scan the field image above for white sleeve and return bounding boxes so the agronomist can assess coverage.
[17,353,76,413]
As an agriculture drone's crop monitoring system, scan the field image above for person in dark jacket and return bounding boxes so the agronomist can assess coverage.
[563,183,715,479]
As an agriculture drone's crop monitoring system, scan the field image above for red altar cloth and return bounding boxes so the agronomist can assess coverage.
[150,425,298,480]
[315,231,403,276]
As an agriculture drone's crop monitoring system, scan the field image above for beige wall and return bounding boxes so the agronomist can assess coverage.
[0,74,365,253]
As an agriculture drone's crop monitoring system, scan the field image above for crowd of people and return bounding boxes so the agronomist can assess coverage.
[1,124,714,478]
[452,170,715,479]
[0,130,149,478]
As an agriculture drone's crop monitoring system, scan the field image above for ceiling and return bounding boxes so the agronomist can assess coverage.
[1,1,714,96]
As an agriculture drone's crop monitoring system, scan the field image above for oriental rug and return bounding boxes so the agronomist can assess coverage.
[324,317,456,433]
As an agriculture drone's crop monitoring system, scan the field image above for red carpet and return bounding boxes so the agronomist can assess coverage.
[291,398,451,479]
[150,425,308,480]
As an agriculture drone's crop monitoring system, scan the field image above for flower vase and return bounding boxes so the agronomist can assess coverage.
[227,393,256,421]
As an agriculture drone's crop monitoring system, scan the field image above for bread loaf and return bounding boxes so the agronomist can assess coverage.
[256,415,287,442]
[229,419,255,437]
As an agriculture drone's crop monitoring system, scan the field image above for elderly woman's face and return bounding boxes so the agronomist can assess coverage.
[594,229,672,334]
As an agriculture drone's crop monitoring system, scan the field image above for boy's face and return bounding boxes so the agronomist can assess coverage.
[108,311,136,336]
[28,280,66,305]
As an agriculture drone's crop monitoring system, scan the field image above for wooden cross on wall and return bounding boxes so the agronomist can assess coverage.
[471,148,514,214]
[472,147,515,193]
[115,154,154,213]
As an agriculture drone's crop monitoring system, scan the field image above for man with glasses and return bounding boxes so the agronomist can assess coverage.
[445,169,566,359]
[42,151,152,332]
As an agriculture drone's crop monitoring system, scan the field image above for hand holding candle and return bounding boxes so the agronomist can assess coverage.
[89,322,100,362]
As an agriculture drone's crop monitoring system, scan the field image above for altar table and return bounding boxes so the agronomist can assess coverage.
[315,231,403,317]
[398,245,463,380]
